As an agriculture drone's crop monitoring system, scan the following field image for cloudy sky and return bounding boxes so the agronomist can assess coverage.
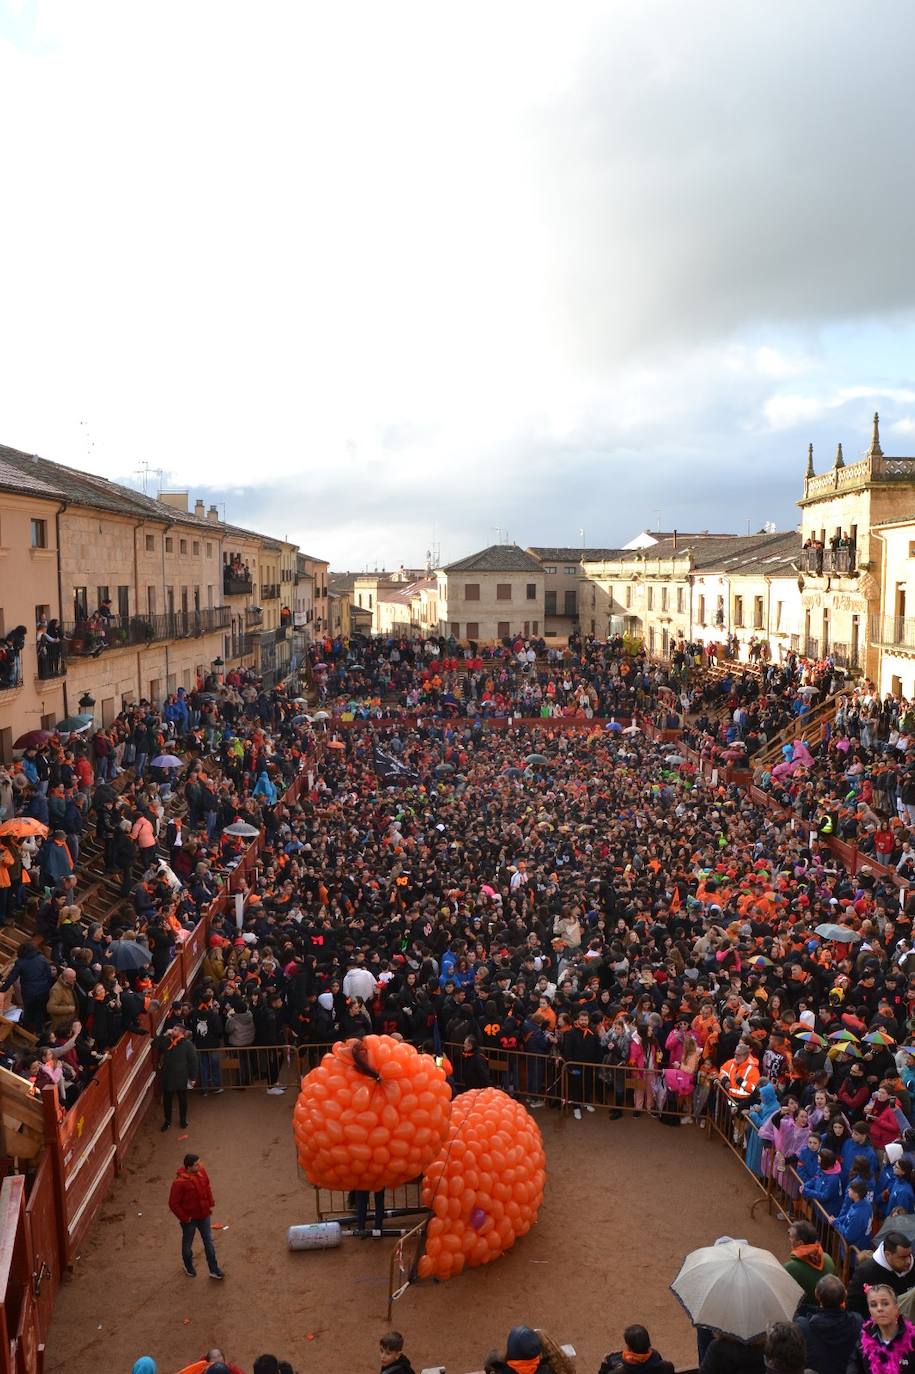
[2,1,915,569]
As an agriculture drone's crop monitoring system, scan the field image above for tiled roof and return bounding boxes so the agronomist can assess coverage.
[607,530,801,573]
[528,547,625,562]
[443,543,544,574]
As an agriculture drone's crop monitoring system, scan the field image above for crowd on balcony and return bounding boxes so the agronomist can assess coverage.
[0,625,26,689]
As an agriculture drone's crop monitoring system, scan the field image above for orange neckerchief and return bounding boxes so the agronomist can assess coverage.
[624,1352,657,1364]
[508,1361,541,1374]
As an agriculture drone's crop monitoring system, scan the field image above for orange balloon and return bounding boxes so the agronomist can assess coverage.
[419,1088,545,1282]
[292,1036,451,1191]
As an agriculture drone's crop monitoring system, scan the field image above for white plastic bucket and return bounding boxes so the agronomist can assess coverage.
[287,1222,342,1251]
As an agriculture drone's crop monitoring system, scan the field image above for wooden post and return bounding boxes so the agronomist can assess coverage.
[39,1089,68,1274]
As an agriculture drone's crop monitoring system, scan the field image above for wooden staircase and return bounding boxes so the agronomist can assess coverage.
[755,695,838,768]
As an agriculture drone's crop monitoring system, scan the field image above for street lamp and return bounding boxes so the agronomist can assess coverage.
[78,691,95,714]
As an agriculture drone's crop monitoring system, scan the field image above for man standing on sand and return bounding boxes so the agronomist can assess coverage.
[168,1153,225,1279]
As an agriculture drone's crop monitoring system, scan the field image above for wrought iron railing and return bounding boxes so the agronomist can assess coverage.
[62,607,231,655]
[36,643,67,680]
[260,583,280,600]
[800,547,856,575]
[869,614,915,651]
[223,571,253,595]
[0,658,23,691]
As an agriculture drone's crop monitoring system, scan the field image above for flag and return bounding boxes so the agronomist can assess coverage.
[373,743,418,786]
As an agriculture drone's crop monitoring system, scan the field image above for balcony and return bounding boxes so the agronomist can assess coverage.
[803,637,820,659]
[223,570,254,596]
[869,615,915,653]
[800,547,857,576]
[245,606,263,627]
[226,632,256,661]
[63,607,231,656]
[257,625,287,646]
[0,658,23,692]
[829,641,860,671]
[261,583,280,600]
[37,642,67,681]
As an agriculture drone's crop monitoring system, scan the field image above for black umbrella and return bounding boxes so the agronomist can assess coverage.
[94,785,118,803]
[107,939,152,972]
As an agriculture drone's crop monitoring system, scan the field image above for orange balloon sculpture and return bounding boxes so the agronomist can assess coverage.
[417,1087,546,1281]
[292,1036,451,1191]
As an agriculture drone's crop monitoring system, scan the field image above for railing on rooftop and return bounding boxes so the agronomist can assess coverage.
[63,607,231,655]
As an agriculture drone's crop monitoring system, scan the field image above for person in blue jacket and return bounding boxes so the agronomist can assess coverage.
[886,1157,915,1215]
[832,1177,873,1252]
[877,1142,906,1216]
[802,1147,844,1214]
[797,1130,824,1189]
[842,1122,878,1184]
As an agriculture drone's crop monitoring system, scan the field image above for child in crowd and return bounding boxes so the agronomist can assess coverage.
[379,1331,415,1374]
[801,1148,843,1214]
[832,1177,873,1252]
[797,1130,823,1189]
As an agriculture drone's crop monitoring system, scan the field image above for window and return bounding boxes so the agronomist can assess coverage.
[193,541,200,556]
[35,603,49,626]
[206,542,213,558]
[545,591,557,615]
[676,586,684,613]
[625,586,632,608]
[775,600,783,630]
[496,584,511,601]
[465,583,480,601]
[646,587,654,610]
[97,585,109,612]
[564,565,577,575]
[166,536,176,553]
[117,586,129,619]
[466,621,479,641]
[147,586,156,614]
[733,595,744,628]
[74,586,88,620]
[497,621,510,639]
[368,594,373,609]
[450,622,460,638]
[698,594,706,624]
[180,539,187,555]
[532,620,539,635]
[753,596,764,630]
[30,518,47,548]
[661,587,668,611]
[526,583,536,600]
[564,589,577,615]
[544,566,557,575]
[145,534,155,552]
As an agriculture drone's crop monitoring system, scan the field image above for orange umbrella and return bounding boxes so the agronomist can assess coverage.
[327,740,346,750]
[0,818,48,839]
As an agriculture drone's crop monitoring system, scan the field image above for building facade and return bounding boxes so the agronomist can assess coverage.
[436,545,544,644]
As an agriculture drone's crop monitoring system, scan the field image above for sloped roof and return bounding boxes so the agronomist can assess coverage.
[607,530,801,573]
[443,543,544,574]
[528,546,626,562]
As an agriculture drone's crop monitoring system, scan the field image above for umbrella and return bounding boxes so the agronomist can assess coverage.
[605,721,622,732]
[670,1240,804,1342]
[899,1046,915,1057]
[313,710,330,721]
[828,1029,859,1042]
[863,1030,896,1046]
[831,1042,863,1058]
[665,754,685,765]
[814,923,861,943]
[291,697,308,704]
[750,956,774,968]
[151,754,181,769]
[525,753,549,766]
[0,818,48,839]
[55,714,93,733]
[502,767,524,777]
[794,1031,827,1047]
[327,740,345,751]
[13,730,52,750]
[875,1213,915,1247]
[622,725,641,735]
[434,763,455,774]
[107,939,152,972]
[197,692,220,701]
[223,821,261,838]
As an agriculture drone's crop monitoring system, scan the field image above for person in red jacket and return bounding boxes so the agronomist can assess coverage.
[168,1153,225,1279]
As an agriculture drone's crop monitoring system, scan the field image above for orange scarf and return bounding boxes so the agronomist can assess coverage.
[624,1352,656,1365]
[791,1242,824,1270]
[507,1361,541,1374]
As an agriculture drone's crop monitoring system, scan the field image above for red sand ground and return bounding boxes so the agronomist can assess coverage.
[46,1093,786,1374]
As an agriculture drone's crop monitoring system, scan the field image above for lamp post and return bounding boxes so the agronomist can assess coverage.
[78,690,95,716]
[212,655,224,685]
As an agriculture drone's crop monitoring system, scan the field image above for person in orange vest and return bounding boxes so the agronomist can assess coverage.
[719,1041,761,1116]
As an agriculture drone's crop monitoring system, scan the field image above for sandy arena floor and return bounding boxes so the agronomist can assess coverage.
[46,1091,786,1374]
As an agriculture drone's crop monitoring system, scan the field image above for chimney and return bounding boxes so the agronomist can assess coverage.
[159,491,189,512]
[207,505,219,522]
[194,499,205,519]
[672,529,678,550]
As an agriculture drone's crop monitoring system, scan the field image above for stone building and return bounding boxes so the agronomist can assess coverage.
[436,544,544,644]
[526,547,624,639]
[869,512,915,698]
[797,414,915,678]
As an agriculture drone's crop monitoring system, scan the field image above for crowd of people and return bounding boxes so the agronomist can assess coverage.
[2,630,915,1374]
